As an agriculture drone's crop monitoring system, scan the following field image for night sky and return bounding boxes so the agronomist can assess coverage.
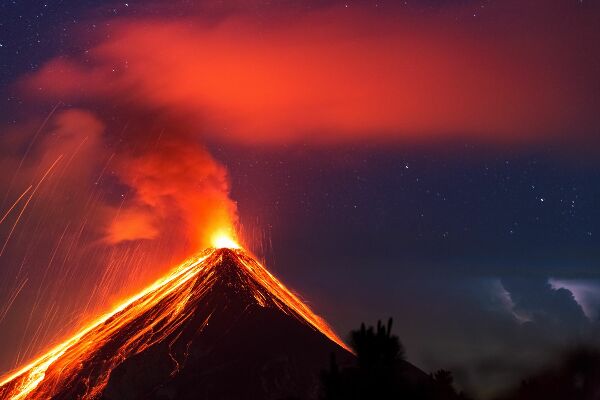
[1,0,599,397]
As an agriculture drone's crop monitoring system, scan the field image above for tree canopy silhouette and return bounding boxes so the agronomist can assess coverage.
[321,318,470,400]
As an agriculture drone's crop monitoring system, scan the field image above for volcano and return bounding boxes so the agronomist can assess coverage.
[0,248,352,400]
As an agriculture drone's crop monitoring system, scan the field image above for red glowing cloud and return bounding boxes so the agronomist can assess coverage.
[22,2,599,145]
[106,137,237,248]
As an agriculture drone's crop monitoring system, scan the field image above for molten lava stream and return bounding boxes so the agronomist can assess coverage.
[0,240,348,400]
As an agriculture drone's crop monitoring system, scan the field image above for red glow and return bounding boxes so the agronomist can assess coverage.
[104,138,237,249]
[21,5,599,144]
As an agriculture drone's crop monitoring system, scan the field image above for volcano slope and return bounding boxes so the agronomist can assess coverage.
[0,248,352,400]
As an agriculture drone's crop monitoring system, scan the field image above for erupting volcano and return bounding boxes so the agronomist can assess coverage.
[0,241,351,400]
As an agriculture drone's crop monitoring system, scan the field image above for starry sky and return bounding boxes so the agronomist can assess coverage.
[1,1,599,397]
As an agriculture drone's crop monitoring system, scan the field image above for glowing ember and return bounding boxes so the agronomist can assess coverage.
[0,246,348,399]
[211,231,240,249]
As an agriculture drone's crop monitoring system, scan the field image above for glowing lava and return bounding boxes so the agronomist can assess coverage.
[0,244,348,400]
[211,230,240,249]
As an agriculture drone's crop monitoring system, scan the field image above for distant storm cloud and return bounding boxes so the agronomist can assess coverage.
[500,277,589,329]
[489,277,600,325]
[549,278,600,321]
[489,279,531,324]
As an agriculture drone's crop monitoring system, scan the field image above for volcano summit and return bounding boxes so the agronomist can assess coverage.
[0,248,351,400]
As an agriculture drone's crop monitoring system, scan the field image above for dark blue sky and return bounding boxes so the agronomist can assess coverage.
[1,0,599,396]
[222,141,600,393]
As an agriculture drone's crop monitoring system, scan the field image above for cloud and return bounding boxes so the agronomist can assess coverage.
[19,1,599,145]
[501,277,589,329]
[489,279,532,324]
[549,278,600,321]
[105,135,237,248]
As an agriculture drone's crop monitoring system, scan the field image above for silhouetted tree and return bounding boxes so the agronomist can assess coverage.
[321,318,469,400]
[432,370,460,398]
[433,370,453,386]
[351,318,405,369]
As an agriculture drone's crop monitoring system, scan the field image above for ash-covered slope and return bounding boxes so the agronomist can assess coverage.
[0,248,351,400]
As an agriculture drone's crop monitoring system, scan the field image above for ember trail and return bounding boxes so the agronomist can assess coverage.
[0,239,349,400]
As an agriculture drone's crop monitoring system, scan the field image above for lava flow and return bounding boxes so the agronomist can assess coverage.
[0,237,349,400]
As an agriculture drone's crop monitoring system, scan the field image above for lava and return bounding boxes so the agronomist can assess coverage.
[0,244,348,400]
[211,231,240,249]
